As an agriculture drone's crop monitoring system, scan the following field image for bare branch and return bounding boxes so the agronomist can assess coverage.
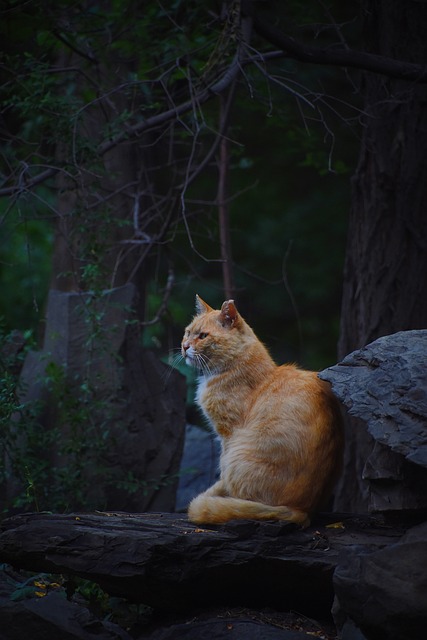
[7,0,422,206]
[282,241,304,357]
[52,30,98,64]
[140,267,175,327]
[97,56,243,158]
[0,167,58,197]
[242,1,427,83]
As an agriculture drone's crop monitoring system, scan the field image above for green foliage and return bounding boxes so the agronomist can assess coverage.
[0,303,123,514]
[0,340,110,513]
[0,195,53,332]
[9,572,59,602]
[4,566,153,631]
[70,574,152,628]
[0,324,38,493]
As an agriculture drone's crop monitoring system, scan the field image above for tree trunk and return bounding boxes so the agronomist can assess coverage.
[336,0,427,512]
[11,41,186,515]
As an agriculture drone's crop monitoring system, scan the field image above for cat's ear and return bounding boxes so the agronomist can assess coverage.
[195,294,213,315]
[219,300,240,328]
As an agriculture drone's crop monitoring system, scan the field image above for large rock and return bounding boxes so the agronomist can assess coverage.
[319,330,427,467]
[319,330,427,512]
[176,424,220,512]
[333,521,427,640]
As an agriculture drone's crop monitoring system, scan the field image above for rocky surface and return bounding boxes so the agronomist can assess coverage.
[1,510,425,639]
[0,511,353,615]
[140,611,337,639]
[319,330,427,513]
[317,329,427,637]
[0,576,131,640]
[333,520,427,640]
[176,424,220,512]
[319,330,427,468]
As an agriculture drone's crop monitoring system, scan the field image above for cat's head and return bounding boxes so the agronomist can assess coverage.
[181,295,253,375]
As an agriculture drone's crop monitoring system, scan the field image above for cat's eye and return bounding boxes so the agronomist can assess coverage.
[198,332,209,339]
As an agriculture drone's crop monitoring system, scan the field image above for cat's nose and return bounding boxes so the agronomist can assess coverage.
[182,341,190,353]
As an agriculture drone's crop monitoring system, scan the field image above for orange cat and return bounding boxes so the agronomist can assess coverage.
[181,296,343,527]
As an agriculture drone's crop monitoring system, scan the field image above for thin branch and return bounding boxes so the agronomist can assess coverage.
[52,30,98,63]
[179,127,220,263]
[176,79,240,190]
[243,0,427,83]
[217,83,236,300]
[253,61,316,110]
[0,167,58,197]
[281,241,304,357]
[140,267,175,326]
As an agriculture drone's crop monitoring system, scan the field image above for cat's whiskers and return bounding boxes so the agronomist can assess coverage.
[168,349,184,367]
[195,352,214,378]
[161,349,184,385]
[162,347,213,381]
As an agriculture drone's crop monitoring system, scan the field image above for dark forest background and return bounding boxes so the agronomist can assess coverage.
[1,0,426,516]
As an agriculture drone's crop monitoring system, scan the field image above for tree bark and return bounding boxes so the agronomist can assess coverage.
[336,0,427,511]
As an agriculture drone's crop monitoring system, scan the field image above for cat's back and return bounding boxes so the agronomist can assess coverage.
[246,362,343,442]
[254,362,334,405]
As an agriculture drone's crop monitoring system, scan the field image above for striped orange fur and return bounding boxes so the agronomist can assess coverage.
[182,296,343,527]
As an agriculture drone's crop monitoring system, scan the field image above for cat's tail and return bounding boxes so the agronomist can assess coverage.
[188,494,310,527]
